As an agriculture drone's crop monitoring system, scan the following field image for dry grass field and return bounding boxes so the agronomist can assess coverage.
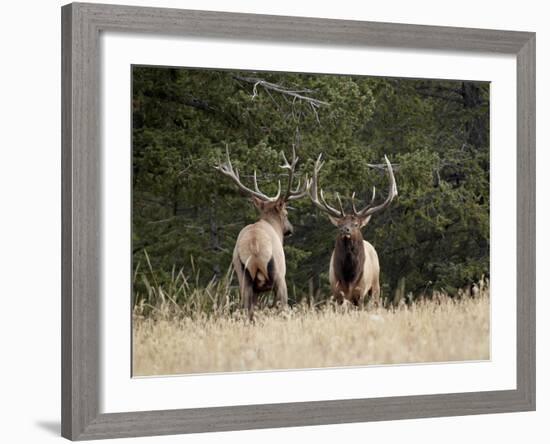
[132,287,490,376]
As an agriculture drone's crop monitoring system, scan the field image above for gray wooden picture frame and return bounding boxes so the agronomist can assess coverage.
[61,2,536,440]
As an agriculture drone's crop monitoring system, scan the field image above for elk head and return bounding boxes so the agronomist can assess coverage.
[308,154,398,240]
[214,145,309,238]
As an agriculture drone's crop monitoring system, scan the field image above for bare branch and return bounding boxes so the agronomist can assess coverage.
[234,75,329,109]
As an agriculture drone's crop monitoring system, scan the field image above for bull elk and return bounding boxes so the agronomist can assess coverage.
[309,154,397,306]
[215,146,309,320]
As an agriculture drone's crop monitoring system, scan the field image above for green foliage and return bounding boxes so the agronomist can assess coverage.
[132,67,489,303]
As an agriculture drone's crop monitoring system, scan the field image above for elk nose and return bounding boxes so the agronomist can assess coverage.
[340,227,351,238]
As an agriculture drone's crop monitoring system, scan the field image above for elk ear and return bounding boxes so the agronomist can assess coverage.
[359,215,372,228]
[328,215,340,227]
[251,196,265,210]
[275,199,285,211]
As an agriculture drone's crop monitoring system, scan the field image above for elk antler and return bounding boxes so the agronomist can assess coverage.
[214,145,281,202]
[353,155,398,218]
[280,144,310,201]
[309,154,397,220]
[215,145,310,203]
[307,154,345,218]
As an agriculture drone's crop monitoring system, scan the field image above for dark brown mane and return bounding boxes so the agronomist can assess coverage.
[333,231,365,291]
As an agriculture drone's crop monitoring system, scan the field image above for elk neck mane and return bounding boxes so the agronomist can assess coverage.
[259,212,285,241]
[333,232,365,286]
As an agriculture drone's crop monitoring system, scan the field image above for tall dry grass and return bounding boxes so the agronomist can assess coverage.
[133,252,240,319]
[133,279,490,376]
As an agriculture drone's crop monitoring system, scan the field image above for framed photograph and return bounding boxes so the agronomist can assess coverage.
[61,2,535,440]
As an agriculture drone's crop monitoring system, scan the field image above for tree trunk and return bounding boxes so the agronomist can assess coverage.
[393,276,406,307]
[461,82,488,148]
[209,195,221,280]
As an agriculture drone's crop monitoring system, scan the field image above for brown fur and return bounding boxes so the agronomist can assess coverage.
[328,216,380,306]
[332,232,366,297]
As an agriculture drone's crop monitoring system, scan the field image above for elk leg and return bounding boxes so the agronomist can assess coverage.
[370,281,381,308]
[331,282,343,304]
[273,275,288,309]
[248,291,259,322]
[240,279,255,320]
[234,257,255,318]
